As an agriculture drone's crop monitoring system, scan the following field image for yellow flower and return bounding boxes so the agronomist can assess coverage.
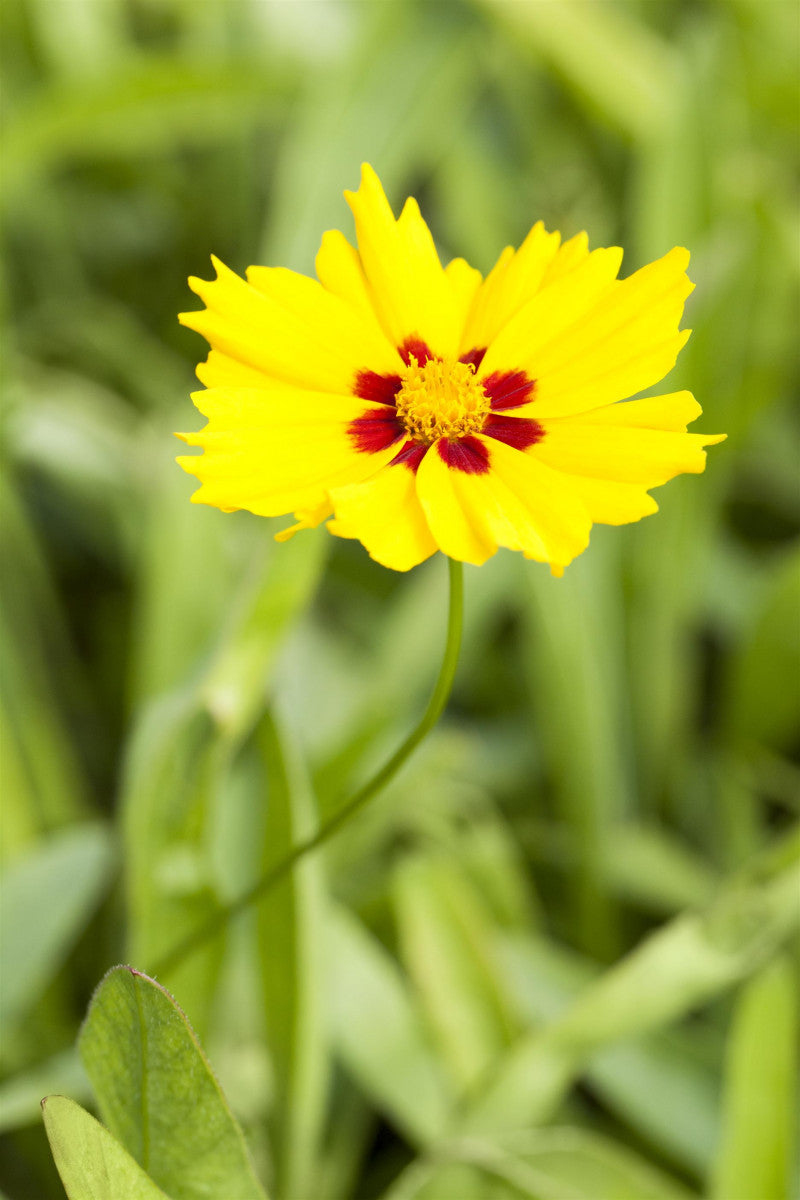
[177,164,724,574]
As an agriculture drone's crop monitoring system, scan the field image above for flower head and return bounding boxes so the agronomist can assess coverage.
[177,165,724,573]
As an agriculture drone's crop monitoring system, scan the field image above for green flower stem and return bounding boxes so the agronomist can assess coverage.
[152,557,464,978]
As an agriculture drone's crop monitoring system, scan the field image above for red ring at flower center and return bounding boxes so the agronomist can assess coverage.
[349,336,543,474]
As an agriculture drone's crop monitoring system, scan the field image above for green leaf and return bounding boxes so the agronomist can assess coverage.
[392,852,518,1096]
[327,906,453,1146]
[385,1128,696,1200]
[257,708,328,1199]
[522,542,630,958]
[78,966,267,1200]
[42,1095,170,1200]
[473,0,678,142]
[3,58,293,205]
[724,549,800,753]
[500,935,720,1175]
[122,526,325,1026]
[462,854,800,1133]
[0,823,114,1030]
[711,956,797,1200]
[601,822,718,915]
[544,861,800,1056]
[0,474,90,841]
[473,1127,696,1199]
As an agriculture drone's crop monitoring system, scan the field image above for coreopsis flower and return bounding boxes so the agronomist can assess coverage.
[177,165,723,574]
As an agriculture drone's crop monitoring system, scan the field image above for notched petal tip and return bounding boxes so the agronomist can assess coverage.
[346,162,389,213]
[276,500,332,543]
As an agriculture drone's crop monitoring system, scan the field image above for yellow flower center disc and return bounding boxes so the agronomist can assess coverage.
[395,358,490,444]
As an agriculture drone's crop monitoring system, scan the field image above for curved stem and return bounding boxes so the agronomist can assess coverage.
[152,557,464,978]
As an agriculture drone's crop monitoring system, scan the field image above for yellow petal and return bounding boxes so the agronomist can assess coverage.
[564,476,659,525]
[328,460,438,572]
[176,386,399,516]
[539,231,590,288]
[246,263,400,375]
[315,229,386,326]
[460,221,562,352]
[529,247,695,418]
[415,438,591,570]
[478,245,624,381]
[195,350,271,389]
[180,254,397,395]
[445,257,483,335]
[534,409,725,486]
[574,389,701,430]
[345,164,461,357]
[276,499,332,543]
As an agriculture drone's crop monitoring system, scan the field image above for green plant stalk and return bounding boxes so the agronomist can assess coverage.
[152,557,464,978]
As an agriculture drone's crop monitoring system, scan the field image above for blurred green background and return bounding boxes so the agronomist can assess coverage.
[1,0,798,1197]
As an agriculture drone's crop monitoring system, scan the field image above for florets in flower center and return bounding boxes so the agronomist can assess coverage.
[395,358,490,444]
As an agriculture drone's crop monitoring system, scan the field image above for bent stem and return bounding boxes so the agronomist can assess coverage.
[152,556,464,978]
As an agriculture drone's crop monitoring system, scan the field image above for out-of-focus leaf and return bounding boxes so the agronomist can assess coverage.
[480,1127,696,1199]
[79,966,267,1200]
[0,823,114,1031]
[387,1128,696,1200]
[123,528,325,1025]
[523,541,630,957]
[262,6,480,268]
[724,549,800,752]
[392,852,518,1096]
[500,936,719,1176]
[545,857,799,1055]
[42,1095,169,1200]
[0,474,89,839]
[0,1049,88,1134]
[602,822,717,914]
[257,709,328,1199]
[462,853,799,1133]
[121,692,226,1030]
[473,0,678,142]
[3,59,293,204]
[711,956,796,1200]
[327,906,453,1146]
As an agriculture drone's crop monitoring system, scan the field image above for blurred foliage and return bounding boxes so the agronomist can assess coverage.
[1,0,798,1197]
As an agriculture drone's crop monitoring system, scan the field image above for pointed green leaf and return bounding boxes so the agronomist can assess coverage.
[712,956,797,1200]
[79,966,267,1200]
[392,852,518,1096]
[328,906,453,1146]
[42,1096,170,1200]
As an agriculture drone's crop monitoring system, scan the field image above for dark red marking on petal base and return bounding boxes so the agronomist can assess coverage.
[482,369,536,411]
[348,409,404,454]
[483,414,544,451]
[390,439,428,473]
[459,347,487,371]
[438,436,490,475]
[353,369,402,405]
[398,335,434,366]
